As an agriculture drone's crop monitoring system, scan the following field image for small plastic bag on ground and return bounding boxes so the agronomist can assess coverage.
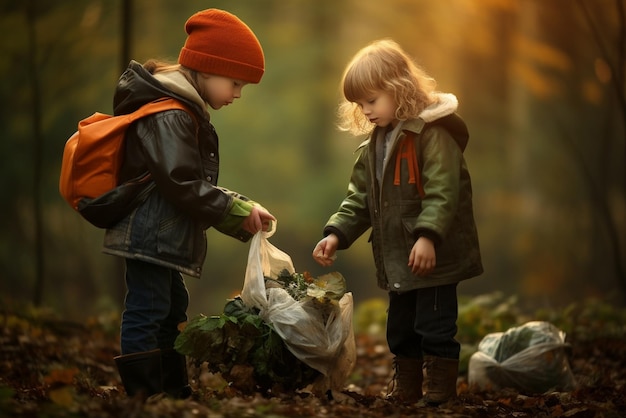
[240,224,356,392]
[468,321,576,394]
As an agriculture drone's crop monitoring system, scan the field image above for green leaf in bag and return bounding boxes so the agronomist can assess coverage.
[175,297,321,392]
[307,272,347,301]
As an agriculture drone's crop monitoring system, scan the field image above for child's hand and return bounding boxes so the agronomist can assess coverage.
[408,236,436,276]
[242,206,276,234]
[312,234,339,267]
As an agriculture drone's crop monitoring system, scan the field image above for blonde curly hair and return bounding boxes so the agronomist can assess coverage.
[337,39,437,135]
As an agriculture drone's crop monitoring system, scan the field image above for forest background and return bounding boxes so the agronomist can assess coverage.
[1,0,624,322]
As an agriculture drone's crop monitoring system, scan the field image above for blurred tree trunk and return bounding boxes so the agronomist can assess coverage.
[121,0,132,74]
[112,0,135,307]
[26,0,44,307]
[304,3,341,168]
[574,0,626,297]
[531,0,626,300]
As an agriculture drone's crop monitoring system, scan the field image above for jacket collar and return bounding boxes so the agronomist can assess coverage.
[420,92,458,123]
[402,92,459,135]
[154,71,209,117]
[357,92,460,149]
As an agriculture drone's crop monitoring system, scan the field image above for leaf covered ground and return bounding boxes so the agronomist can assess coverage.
[1,297,625,418]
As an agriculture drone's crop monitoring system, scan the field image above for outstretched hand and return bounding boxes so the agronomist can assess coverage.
[242,206,276,235]
[312,234,339,267]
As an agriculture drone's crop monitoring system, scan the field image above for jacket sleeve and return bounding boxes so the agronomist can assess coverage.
[213,188,257,242]
[415,125,463,242]
[134,110,234,228]
[324,147,372,249]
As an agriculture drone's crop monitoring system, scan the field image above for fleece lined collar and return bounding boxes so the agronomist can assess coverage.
[357,92,461,150]
[419,92,458,123]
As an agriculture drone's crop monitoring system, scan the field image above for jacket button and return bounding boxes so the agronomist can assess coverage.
[393,283,401,289]
[207,176,212,181]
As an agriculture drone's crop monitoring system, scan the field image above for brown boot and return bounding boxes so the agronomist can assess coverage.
[385,357,423,403]
[421,355,458,405]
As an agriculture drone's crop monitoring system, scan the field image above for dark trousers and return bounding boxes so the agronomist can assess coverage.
[386,284,460,359]
[121,259,189,355]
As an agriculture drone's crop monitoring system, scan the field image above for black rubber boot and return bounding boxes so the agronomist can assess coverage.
[161,348,192,399]
[114,349,163,398]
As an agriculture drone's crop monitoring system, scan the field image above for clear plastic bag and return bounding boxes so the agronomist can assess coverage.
[240,224,356,391]
[468,321,576,394]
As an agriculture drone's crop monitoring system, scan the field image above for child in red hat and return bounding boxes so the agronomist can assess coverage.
[105,9,274,399]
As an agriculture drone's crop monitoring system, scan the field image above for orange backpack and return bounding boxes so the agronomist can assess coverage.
[59,97,191,228]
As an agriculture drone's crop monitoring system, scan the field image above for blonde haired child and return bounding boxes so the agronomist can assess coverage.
[313,39,482,406]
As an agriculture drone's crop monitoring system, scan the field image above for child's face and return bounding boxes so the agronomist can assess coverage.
[355,91,398,128]
[200,74,249,110]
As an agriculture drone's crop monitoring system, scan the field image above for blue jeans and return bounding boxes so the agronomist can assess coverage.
[386,284,460,359]
[121,259,189,355]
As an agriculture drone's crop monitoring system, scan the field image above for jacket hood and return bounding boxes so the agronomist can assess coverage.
[402,92,470,152]
[419,92,458,123]
[113,61,206,117]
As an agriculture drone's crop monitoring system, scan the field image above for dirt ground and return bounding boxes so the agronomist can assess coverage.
[1,311,625,417]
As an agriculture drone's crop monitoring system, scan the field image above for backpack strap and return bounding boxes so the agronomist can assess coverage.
[136,97,199,139]
[132,97,193,122]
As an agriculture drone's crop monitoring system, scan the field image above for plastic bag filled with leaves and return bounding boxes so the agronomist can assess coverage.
[468,321,576,394]
[240,225,356,393]
[174,296,321,392]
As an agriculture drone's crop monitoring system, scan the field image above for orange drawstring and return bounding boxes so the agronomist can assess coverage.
[393,132,425,198]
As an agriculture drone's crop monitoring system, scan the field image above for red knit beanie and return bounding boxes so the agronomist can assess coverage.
[178,9,265,84]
